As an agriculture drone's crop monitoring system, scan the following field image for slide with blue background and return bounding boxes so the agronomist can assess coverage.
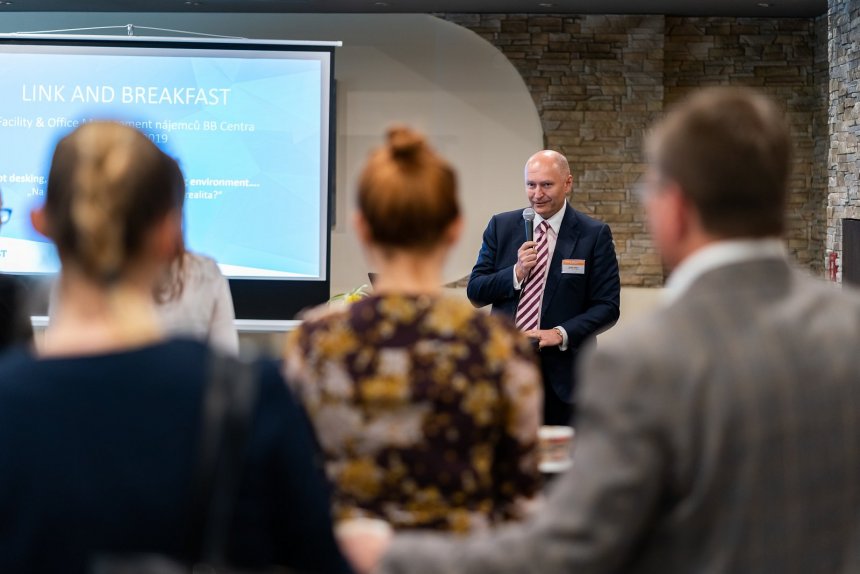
[0,44,328,280]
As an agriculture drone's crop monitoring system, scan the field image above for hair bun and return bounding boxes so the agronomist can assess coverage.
[387,125,425,162]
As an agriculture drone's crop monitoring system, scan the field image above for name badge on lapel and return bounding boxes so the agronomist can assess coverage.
[562,259,586,274]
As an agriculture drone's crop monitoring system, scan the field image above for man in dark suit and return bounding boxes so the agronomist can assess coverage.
[467,150,620,425]
[0,188,33,351]
[341,88,860,574]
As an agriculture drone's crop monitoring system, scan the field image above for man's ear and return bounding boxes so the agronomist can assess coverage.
[660,182,680,227]
[664,181,696,243]
[30,207,49,238]
[676,183,696,232]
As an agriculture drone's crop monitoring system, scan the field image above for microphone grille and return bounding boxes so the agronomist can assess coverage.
[522,207,535,222]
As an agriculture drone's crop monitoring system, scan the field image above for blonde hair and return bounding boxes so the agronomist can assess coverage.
[357,125,459,251]
[45,122,184,283]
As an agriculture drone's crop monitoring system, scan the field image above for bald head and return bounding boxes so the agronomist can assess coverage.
[525,150,570,178]
[524,150,572,219]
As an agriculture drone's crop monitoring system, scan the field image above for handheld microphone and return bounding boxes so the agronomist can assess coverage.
[522,207,535,242]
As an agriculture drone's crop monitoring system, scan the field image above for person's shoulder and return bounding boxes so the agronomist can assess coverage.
[0,339,205,395]
[430,293,480,319]
[190,251,219,268]
[0,346,38,383]
[587,303,677,366]
[792,270,860,316]
[184,252,225,279]
[569,206,610,231]
[286,300,357,354]
[493,208,524,225]
[154,337,212,359]
[109,338,213,378]
[297,300,351,327]
[393,294,483,341]
[795,268,857,295]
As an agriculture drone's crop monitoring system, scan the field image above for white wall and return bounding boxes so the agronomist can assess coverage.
[0,13,544,296]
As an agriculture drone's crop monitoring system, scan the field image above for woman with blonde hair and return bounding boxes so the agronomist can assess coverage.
[48,157,239,355]
[0,122,350,573]
[284,126,542,534]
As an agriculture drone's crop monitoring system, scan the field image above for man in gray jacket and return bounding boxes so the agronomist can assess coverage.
[341,87,860,574]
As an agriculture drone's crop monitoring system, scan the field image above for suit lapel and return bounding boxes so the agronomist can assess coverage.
[542,204,580,316]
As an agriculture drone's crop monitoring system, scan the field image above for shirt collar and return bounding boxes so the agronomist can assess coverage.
[534,205,566,235]
[663,238,788,305]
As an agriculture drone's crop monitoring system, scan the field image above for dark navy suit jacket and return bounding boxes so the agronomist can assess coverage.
[467,204,620,403]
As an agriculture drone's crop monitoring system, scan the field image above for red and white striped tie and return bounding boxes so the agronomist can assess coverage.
[516,220,550,332]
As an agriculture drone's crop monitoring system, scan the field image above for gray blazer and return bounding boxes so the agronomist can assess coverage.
[380,257,860,574]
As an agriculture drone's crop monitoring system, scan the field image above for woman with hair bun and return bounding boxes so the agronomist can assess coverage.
[284,126,542,534]
[0,122,351,573]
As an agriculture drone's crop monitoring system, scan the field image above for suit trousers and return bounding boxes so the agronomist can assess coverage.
[543,379,574,426]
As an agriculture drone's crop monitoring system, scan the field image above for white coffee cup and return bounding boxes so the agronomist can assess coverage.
[335,517,393,538]
[538,425,574,473]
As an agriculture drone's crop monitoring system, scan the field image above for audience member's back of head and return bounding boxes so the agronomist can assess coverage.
[46,121,183,284]
[646,87,791,238]
[358,125,460,252]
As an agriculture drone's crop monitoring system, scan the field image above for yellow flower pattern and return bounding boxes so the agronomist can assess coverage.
[359,373,411,407]
[283,294,543,532]
[338,457,384,499]
[423,297,475,336]
[462,381,500,427]
[311,322,360,360]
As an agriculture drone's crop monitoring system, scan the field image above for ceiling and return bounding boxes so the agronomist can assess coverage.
[0,0,827,17]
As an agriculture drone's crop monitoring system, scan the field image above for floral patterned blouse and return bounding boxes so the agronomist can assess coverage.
[283,293,543,533]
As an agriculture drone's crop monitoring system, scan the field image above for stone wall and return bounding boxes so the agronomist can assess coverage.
[442,13,827,286]
[813,13,829,276]
[827,0,860,281]
[664,17,826,275]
